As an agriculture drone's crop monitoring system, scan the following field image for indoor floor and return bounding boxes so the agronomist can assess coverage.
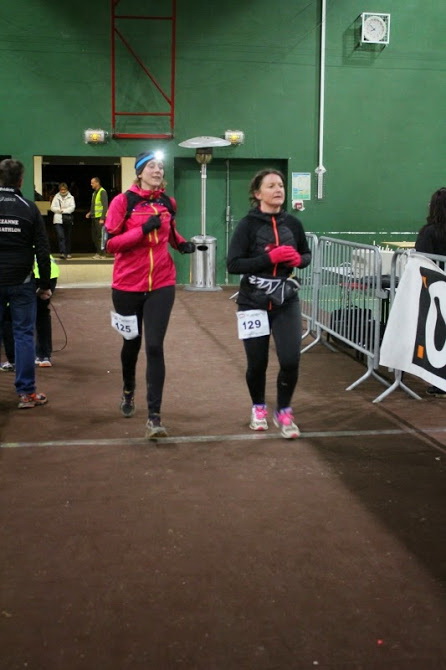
[1,287,445,670]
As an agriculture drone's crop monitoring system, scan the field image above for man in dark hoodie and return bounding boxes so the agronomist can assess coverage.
[227,168,311,439]
[0,159,52,408]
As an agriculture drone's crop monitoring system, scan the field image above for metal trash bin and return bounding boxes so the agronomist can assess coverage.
[185,234,222,291]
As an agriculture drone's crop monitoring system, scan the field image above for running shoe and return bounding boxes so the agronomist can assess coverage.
[1,361,15,372]
[249,404,268,431]
[145,414,168,439]
[120,390,135,418]
[273,408,300,439]
[18,392,48,409]
[39,358,52,368]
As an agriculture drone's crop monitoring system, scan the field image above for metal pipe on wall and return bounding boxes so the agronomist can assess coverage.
[315,0,327,199]
[224,159,231,284]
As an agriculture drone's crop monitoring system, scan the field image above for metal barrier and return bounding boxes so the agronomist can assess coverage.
[300,232,319,340]
[301,237,391,393]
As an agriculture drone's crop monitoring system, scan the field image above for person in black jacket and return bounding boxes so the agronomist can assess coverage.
[415,187,446,256]
[227,168,311,438]
[0,159,52,408]
[415,186,446,398]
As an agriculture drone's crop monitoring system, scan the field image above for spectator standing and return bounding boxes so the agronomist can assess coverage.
[0,158,52,408]
[0,304,15,371]
[415,186,446,398]
[34,256,60,367]
[50,182,76,260]
[86,177,108,259]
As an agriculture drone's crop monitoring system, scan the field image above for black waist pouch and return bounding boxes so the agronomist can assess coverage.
[244,275,300,307]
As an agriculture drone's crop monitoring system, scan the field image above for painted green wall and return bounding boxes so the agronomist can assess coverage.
[1,0,445,282]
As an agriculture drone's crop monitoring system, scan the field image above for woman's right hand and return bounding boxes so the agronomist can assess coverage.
[142,215,161,235]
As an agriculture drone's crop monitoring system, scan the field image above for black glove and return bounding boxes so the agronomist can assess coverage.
[177,241,196,254]
[142,215,161,235]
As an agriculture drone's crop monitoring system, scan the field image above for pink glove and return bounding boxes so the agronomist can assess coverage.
[268,245,300,266]
[288,250,302,267]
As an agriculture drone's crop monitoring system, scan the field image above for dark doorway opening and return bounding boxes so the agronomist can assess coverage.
[41,156,121,254]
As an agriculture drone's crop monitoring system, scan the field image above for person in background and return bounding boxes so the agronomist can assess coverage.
[415,186,446,398]
[0,158,52,409]
[34,255,60,367]
[50,182,76,260]
[86,177,108,259]
[3,256,60,369]
[105,150,195,439]
[0,304,15,371]
[227,168,311,439]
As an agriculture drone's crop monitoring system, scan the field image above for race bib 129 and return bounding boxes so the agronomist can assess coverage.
[236,309,270,339]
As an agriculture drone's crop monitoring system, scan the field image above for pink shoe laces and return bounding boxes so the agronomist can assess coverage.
[254,405,268,420]
[276,408,294,425]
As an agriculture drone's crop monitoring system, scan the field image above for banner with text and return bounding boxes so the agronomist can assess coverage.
[380,255,446,391]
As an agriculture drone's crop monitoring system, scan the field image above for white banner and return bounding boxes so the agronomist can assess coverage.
[380,255,446,391]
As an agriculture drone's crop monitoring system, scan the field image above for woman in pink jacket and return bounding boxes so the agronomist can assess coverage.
[105,151,195,439]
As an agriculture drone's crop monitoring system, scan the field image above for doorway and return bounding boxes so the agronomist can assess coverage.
[39,156,122,254]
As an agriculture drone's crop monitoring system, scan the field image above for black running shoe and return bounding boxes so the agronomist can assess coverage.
[120,390,135,417]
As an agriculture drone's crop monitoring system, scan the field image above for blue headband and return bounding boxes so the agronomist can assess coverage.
[135,153,155,173]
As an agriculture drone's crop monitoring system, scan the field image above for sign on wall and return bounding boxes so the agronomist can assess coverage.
[291,172,311,200]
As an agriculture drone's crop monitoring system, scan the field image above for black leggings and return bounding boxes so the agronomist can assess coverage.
[112,285,175,417]
[240,298,302,411]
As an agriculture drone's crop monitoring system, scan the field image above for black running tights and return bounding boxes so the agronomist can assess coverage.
[241,298,302,410]
[112,285,175,417]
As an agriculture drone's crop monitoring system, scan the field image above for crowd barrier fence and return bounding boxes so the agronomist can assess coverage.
[300,233,319,340]
[301,237,393,395]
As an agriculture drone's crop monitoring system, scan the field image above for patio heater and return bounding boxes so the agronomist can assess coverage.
[179,135,230,291]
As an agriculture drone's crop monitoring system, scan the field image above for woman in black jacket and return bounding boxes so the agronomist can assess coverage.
[415,187,446,397]
[415,187,446,256]
[227,169,311,439]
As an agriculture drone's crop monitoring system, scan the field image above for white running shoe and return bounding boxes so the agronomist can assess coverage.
[145,415,168,439]
[273,408,300,439]
[249,404,268,431]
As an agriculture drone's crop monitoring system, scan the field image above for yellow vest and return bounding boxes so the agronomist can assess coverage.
[93,187,105,218]
[34,256,60,279]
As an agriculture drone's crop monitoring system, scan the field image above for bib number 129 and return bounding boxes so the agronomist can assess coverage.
[236,309,270,339]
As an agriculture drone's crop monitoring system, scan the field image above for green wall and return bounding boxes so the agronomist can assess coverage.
[1,0,445,282]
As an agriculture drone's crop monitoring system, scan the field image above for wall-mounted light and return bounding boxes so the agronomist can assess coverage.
[83,129,109,144]
[224,130,245,145]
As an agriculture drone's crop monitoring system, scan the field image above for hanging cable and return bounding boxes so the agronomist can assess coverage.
[50,300,68,353]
